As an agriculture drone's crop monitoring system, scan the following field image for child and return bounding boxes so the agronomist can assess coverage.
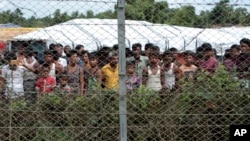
[36,63,56,95]
[142,52,164,92]
[161,50,181,90]
[126,61,141,92]
[54,74,72,95]
[1,52,25,99]
[85,54,103,94]
[179,50,198,80]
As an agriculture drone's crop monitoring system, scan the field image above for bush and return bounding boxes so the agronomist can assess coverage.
[0,66,249,140]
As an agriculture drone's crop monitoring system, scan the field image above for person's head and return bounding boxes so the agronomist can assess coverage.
[152,45,160,54]
[108,51,118,66]
[112,44,118,51]
[89,54,98,67]
[54,43,63,56]
[49,43,55,50]
[168,47,178,60]
[52,51,60,62]
[196,46,203,54]
[223,49,232,60]
[75,44,84,54]
[81,50,89,63]
[144,43,154,56]
[132,43,142,57]
[126,61,135,75]
[44,50,54,63]
[24,47,34,58]
[4,52,17,70]
[58,74,69,86]
[194,53,203,66]
[162,50,173,64]
[239,38,250,53]
[17,42,28,54]
[148,51,159,65]
[183,50,195,66]
[41,63,50,77]
[200,43,213,60]
[64,45,71,55]
[230,44,240,58]
[67,49,79,64]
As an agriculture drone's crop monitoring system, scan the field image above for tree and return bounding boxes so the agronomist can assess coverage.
[168,6,197,27]
[86,10,94,18]
[209,0,234,26]
[125,0,169,23]
[95,10,116,19]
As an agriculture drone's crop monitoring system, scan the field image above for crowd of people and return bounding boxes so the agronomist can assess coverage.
[0,37,249,99]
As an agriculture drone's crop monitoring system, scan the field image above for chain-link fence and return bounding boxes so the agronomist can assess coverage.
[0,0,250,140]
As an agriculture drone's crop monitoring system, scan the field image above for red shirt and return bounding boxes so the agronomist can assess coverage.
[200,57,218,74]
[36,76,56,93]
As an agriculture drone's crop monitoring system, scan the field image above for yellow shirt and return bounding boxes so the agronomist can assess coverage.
[102,63,119,90]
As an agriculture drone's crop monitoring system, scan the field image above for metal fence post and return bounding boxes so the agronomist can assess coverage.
[117,0,127,141]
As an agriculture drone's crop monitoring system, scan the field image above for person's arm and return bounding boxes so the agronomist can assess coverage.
[79,67,84,95]
[96,69,103,87]
[160,68,166,90]
[174,64,182,80]
[142,67,148,86]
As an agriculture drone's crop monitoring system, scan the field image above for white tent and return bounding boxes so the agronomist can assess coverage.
[13,18,250,54]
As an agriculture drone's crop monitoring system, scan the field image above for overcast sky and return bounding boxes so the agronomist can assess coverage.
[0,0,249,18]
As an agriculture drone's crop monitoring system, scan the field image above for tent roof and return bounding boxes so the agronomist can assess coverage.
[13,18,250,54]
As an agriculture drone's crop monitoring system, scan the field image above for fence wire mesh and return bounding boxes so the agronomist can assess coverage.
[0,0,250,141]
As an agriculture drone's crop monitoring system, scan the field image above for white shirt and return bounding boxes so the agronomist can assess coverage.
[58,57,67,67]
[1,65,25,98]
[146,66,162,91]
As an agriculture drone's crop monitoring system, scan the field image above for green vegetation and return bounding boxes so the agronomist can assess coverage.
[0,0,250,27]
[0,66,249,140]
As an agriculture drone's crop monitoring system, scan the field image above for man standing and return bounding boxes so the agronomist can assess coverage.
[126,43,148,78]
[102,51,119,90]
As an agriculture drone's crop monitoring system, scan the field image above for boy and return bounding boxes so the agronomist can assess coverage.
[126,61,141,92]
[85,54,103,94]
[142,52,165,92]
[1,52,25,99]
[54,74,72,95]
[36,63,56,95]
[179,50,198,80]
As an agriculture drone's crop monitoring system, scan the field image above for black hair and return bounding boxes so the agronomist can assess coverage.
[112,44,118,50]
[4,52,16,61]
[53,51,60,61]
[230,44,240,51]
[49,43,55,50]
[162,50,172,58]
[148,51,159,58]
[224,49,231,59]
[24,47,34,57]
[55,43,63,48]
[75,44,84,50]
[126,61,135,68]
[240,38,250,47]
[145,43,154,50]
[42,63,50,69]
[44,50,54,56]
[67,49,78,58]
[89,53,98,60]
[81,50,89,56]
[168,47,178,52]
[183,50,195,57]
[132,43,142,50]
[200,43,212,52]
